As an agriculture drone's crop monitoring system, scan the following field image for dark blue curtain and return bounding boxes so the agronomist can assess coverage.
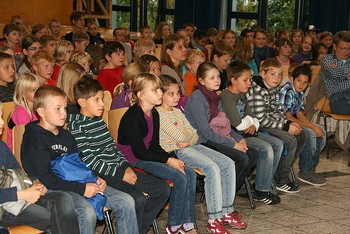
[174,0,221,31]
[308,0,350,34]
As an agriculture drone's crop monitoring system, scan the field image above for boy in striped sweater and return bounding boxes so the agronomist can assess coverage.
[66,76,170,234]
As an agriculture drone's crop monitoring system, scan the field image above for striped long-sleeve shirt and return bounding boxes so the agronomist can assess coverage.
[67,114,130,180]
[156,106,199,153]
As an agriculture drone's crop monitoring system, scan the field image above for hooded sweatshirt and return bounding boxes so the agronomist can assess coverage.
[21,121,86,195]
[245,76,291,131]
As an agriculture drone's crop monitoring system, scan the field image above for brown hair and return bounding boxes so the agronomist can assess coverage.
[260,58,282,73]
[34,86,67,111]
[114,63,145,96]
[234,41,253,63]
[226,60,252,86]
[30,50,54,65]
[161,34,184,77]
[210,39,234,62]
[197,61,220,82]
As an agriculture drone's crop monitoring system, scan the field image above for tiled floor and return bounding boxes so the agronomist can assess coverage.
[97,139,350,234]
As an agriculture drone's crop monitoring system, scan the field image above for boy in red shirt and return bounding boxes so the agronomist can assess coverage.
[97,41,125,96]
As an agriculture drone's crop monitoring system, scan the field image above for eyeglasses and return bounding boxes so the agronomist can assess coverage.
[28,46,43,52]
[337,45,350,52]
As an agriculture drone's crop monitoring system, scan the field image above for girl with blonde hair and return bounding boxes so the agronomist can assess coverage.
[52,40,74,81]
[7,73,40,150]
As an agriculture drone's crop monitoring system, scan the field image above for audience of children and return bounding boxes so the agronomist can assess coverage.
[1,13,344,232]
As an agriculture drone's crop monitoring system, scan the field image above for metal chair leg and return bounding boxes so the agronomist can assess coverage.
[152,219,160,234]
[103,208,115,234]
[289,166,296,184]
[322,112,330,159]
[200,191,205,203]
[244,177,255,209]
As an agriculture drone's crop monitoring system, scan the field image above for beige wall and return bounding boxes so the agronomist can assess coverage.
[0,0,73,26]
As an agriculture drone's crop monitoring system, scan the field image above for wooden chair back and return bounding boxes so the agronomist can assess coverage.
[102,90,112,126]
[107,107,128,143]
[12,124,25,168]
[155,46,162,61]
[0,102,16,144]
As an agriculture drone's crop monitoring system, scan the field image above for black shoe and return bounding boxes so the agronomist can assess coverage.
[253,190,281,205]
[275,182,300,194]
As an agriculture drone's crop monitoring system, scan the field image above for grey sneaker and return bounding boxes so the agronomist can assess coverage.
[298,170,327,186]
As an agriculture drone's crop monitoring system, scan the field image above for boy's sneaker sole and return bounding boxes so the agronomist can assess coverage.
[275,182,300,194]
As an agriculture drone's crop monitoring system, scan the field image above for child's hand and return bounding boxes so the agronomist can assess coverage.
[176,142,190,148]
[234,142,248,153]
[84,183,100,198]
[17,187,43,203]
[239,139,248,148]
[97,177,107,192]
[289,123,302,135]
[311,125,324,138]
[166,158,186,174]
[31,183,48,196]
[244,125,256,134]
[123,167,138,185]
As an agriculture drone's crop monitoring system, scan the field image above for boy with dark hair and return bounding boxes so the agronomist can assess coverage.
[21,85,139,234]
[246,58,308,193]
[2,24,22,69]
[221,60,283,204]
[97,41,125,96]
[72,32,90,53]
[279,64,326,186]
[0,52,15,102]
[67,77,170,234]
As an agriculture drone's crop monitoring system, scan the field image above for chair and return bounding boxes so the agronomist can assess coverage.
[102,90,113,125]
[155,46,162,61]
[281,65,290,80]
[6,225,42,234]
[12,126,115,234]
[316,97,350,159]
[205,44,212,60]
[107,107,129,143]
[0,102,15,144]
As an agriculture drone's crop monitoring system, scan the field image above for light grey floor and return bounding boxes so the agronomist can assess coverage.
[97,138,350,234]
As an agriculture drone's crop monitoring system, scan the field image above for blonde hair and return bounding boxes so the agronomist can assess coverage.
[13,73,41,118]
[30,50,54,65]
[34,86,67,111]
[56,62,85,105]
[134,39,156,62]
[55,40,74,63]
[114,63,145,96]
[131,73,162,103]
[186,49,205,64]
[70,51,93,65]
[260,58,282,73]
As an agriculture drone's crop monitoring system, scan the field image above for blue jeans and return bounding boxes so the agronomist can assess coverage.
[245,133,283,192]
[104,186,139,234]
[66,191,96,234]
[134,160,196,226]
[263,128,307,185]
[330,91,350,114]
[299,126,326,173]
[175,144,235,220]
[202,140,259,191]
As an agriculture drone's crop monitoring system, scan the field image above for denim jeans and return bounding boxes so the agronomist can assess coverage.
[245,133,283,192]
[299,126,326,173]
[102,171,170,234]
[263,128,307,185]
[104,186,139,234]
[133,160,196,226]
[0,204,51,232]
[330,91,350,114]
[175,144,235,220]
[202,140,259,191]
[36,191,79,234]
